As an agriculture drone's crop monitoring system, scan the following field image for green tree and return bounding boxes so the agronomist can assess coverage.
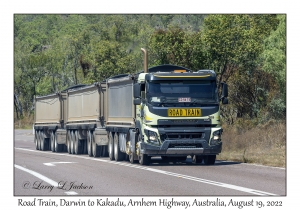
[202,14,279,121]
[261,15,286,108]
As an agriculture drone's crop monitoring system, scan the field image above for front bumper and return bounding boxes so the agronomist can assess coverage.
[140,139,222,156]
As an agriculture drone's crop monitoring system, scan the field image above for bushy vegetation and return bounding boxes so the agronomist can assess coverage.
[14,14,286,166]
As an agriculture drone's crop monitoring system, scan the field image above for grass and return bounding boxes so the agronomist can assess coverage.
[217,120,286,168]
[14,113,34,130]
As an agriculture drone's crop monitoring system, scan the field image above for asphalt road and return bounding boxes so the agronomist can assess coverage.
[14,129,286,196]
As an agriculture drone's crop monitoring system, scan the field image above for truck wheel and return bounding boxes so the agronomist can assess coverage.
[108,132,115,160]
[54,132,63,152]
[204,155,216,165]
[34,130,39,150]
[114,133,125,161]
[70,130,75,154]
[139,152,150,165]
[74,130,82,155]
[87,130,93,157]
[40,131,47,151]
[67,130,72,154]
[50,131,55,152]
[192,155,203,164]
[138,137,150,165]
[92,132,101,157]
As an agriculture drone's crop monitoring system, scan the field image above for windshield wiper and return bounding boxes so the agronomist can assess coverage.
[190,99,218,106]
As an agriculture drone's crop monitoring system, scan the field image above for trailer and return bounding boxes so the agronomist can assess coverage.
[34,48,228,165]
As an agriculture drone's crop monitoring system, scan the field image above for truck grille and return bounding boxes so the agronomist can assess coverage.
[168,143,203,149]
[160,133,204,142]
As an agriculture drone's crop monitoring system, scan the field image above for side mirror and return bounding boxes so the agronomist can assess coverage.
[221,83,228,98]
[222,97,228,104]
[133,98,141,105]
[133,83,141,98]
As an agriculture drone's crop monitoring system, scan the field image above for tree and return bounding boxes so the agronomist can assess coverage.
[261,15,286,102]
[202,14,279,121]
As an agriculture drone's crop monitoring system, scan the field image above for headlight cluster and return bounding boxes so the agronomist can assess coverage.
[144,129,159,144]
[210,129,223,145]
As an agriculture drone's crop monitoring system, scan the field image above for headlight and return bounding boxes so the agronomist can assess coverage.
[145,129,159,144]
[210,129,223,145]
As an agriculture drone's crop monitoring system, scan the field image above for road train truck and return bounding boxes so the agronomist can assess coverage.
[34,48,228,165]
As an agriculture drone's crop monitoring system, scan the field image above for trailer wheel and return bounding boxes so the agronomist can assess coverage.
[34,130,39,150]
[40,131,47,151]
[92,132,101,157]
[67,130,72,154]
[50,131,55,152]
[114,133,125,161]
[87,130,93,157]
[74,130,82,155]
[204,155,216,165]
[192,155,203,164]
[54,132,63,152]
[108,132,115,160]
[38,130,42,150]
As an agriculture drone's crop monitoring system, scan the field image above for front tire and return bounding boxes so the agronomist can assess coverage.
[192,155,203,164]
[204,155,216,165]
[139,152,150,165]
[138,136,150,165]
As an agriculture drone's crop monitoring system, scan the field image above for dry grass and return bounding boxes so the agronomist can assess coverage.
[218,120,286,168]
[14,113,34,129]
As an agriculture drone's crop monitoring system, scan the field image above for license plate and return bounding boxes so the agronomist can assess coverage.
[168,108,201,117]
[178,97,191,102]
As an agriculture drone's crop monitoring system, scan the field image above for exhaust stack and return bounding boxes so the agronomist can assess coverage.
[141,48,148,73]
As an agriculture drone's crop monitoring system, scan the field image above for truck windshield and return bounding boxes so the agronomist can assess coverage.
[146,80,218,107]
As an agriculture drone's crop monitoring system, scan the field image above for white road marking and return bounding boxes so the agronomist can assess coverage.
[14,164,78,195]
[16,148,277,196]
[64,191,78,195]
[43,162,76,166]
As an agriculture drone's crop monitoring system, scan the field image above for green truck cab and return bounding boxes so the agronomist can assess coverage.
[131,50,228,165]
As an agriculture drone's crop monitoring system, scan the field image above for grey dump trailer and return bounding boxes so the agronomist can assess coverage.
[34,83,108,157]
[34,48,228,165]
